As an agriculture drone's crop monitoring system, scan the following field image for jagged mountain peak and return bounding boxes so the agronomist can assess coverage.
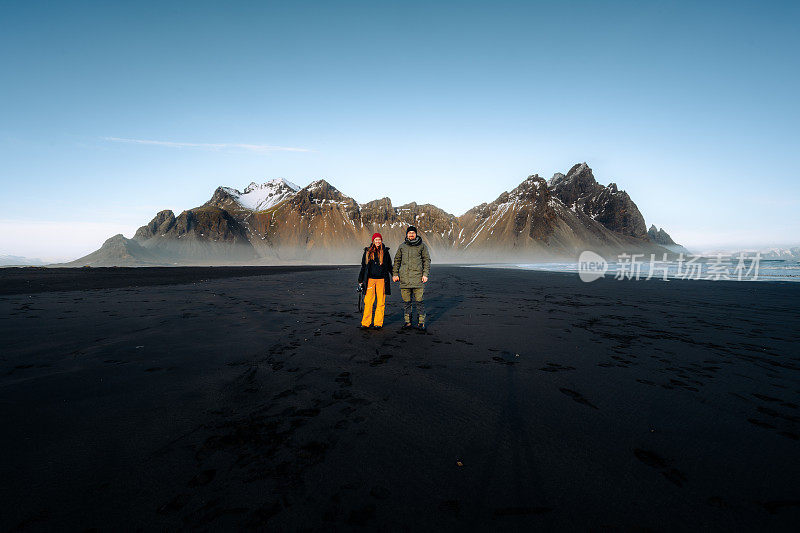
[507,174,550,202]
[647,224,678,246]
[242,178,300,194]
[476,174,550,209]
[567,161,591,175]
[210,178,300,212]
[294,179,353,201]
[548,172,566,187]
[288,178,359,215]
[296,179,349,200]
[361,196,392,206]
[548,163,647,238]
[550,163,599,204]
[133,209,176,242]
[305,179,335,191]
[556,164,621,196]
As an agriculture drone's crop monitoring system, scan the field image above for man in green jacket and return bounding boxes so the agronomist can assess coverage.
[392,225,431,330]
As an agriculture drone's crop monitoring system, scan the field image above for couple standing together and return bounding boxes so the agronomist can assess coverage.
[358,225,431,331]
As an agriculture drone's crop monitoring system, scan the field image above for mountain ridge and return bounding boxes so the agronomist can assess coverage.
[56,163,684,266]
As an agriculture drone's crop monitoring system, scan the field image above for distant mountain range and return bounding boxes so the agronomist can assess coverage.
[0,255,47,266]
[755,247,800,260]
[55,162,688,267]
[699,247,800,261]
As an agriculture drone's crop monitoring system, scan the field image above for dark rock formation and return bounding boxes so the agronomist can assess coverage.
[130,206,257,263]
[359,198,396,226]
[394,202,458,235]
[133,210,176,242]
[549,163,647,238]
[458,175,558,249]
[647,224,677,245]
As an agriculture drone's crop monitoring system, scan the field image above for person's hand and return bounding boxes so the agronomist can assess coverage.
[422,276,428,283]
[392,275,399,282]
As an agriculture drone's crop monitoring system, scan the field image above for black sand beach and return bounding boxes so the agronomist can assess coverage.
[1,266,798,530]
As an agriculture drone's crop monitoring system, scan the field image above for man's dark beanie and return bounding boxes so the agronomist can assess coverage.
[407,226,418,234]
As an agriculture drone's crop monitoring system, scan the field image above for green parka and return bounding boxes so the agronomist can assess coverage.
[393,236,431,289]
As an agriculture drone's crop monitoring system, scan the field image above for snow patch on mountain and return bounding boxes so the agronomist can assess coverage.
[222,178,300,211]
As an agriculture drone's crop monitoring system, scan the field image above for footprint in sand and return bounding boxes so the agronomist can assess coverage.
[369,353,392,366]
[633,448,687,487]
[335,372,353,388]
[539,362,575,372]
[559,388,598,409]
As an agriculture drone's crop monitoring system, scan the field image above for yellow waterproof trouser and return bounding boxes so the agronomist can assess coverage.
[361,278,385,327]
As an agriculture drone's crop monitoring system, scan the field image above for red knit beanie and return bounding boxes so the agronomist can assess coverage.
[372,233,383,242]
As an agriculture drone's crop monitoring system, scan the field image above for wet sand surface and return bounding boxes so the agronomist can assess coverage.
[1,266,798,530]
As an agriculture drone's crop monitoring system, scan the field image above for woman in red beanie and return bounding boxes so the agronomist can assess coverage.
[358,232,393,330]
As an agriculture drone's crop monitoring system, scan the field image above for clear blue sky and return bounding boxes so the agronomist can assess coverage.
[1,0,798,261]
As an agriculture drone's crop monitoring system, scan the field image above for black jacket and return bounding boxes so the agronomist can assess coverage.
[358,246,393,296]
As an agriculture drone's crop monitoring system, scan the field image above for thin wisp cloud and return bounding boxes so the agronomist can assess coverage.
[105,137,312,153]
